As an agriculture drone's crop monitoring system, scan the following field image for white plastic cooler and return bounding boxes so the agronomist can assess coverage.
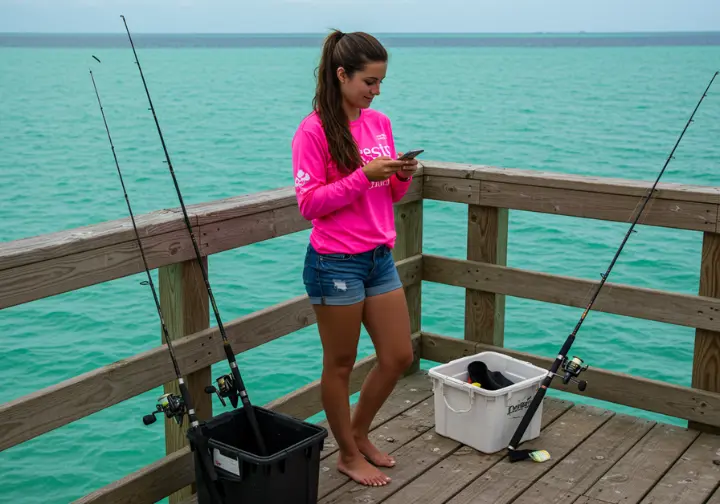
[428,351,547,453]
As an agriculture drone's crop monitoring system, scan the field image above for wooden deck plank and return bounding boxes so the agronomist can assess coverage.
[380,398,574,504]
[512,414,656,504]
[573,497,613,504]
[443,405,614,504]
[637,432,720,503]
[320,372,434,461]
[583,423,701,504]
[317,396,435,498]
[705,486,720,504]
[318,420,459,504]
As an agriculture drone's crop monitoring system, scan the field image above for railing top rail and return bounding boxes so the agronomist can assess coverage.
[0,186,297,273]
[422,161,720,204]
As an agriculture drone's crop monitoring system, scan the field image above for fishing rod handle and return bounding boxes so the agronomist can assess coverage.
[508,382,548,449]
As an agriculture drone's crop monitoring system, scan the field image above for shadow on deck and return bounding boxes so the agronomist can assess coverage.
[182,370,720,504]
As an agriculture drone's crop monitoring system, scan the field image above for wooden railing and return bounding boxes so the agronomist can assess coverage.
[1,161,719,503]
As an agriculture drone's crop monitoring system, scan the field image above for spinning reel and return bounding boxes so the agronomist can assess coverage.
[205,374,239,408]
[554,356,588,391]
[143,393,186,426]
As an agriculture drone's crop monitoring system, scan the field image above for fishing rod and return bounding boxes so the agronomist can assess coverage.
[89,67,226,502]
[118,14,268,456]
[507,70,719,464]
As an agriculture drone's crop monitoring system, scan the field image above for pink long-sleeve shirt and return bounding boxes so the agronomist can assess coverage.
[292,108,412,255]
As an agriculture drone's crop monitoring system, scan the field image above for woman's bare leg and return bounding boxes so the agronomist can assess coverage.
[351,287,414,467]
[314,301,392,487]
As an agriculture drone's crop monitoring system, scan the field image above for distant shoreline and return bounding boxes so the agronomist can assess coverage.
[2,31,720,48]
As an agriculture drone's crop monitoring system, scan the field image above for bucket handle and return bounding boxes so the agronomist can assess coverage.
[441,382,474,414]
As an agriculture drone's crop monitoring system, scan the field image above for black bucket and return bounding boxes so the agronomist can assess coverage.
[189,405,328,504]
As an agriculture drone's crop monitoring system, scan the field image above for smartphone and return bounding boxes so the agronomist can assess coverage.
[398,149,424,160]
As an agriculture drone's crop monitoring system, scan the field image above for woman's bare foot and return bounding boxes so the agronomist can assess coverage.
[337,453,391,487]
[354,434,396,467]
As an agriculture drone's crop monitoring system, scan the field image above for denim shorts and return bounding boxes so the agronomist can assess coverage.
[303,243,404,305]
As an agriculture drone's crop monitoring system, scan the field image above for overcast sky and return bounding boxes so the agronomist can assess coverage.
[1,0,718,33]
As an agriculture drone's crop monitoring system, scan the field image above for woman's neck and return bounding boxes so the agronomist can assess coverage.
[342,99,360,121]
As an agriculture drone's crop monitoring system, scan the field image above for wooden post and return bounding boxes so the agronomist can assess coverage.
[159,258,212,503]
[393,199,423,374]
[465,205,508,346]
[690,231,720,433]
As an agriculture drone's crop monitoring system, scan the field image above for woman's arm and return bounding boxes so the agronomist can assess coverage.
[292,128,371,220]
[390,171,412,202]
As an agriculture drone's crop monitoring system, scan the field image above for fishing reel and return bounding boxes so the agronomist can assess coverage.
[143,393,186,426]
[554,356,588,392]
[205,374,239,408]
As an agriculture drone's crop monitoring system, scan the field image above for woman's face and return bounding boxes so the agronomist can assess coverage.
[338,61,387,110]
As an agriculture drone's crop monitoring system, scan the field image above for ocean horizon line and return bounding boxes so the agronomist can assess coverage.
[2,31,720,48]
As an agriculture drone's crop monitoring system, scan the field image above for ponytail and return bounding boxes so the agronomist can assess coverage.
[312,29,387,173]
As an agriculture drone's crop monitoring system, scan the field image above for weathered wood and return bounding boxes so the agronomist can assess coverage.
[199,205,311,256]
[513,414,656,504]
[0,295,314,452]
[72,447,193,504]
[318,396,435,498]
[421,161,720,204]
[392,199,423,374]
[188,187,297,226]
[159,258,211,504]
[583,423,700,504]
[636,431,720,504]
[381,398,574,504]
[706,487,720,504]
[0,186,299,274]
[423,254,720,333]
[422,174,718,232]
[319,421,460,504]
[421,332,720,428]
[422,175,481,204]
[487,180,716,231]
[320,372,433,461]
[0,258,420,453]
[691,232,720,433]
[0,208,191,272]
[445,405,613,504]
[0,225,201,310]
[573,498,613,504]
[465,205,507,346]
[266,333,421,420]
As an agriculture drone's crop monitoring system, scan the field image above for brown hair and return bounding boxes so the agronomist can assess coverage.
[312,30,387,173]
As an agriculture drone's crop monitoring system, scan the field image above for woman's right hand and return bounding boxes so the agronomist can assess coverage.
[361,156,407,181]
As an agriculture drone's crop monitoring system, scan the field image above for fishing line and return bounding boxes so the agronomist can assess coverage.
[89,66,226,502]
[118,14,268,456]
[507,70,719,464]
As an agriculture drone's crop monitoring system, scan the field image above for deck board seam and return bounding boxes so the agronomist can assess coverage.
[633,427,702,504]
[383,400,578,504]
[577,423,701,504]
[319,390,435,462]
[502,408,617,504]
[438,402,580,504]
[318,421,438,500]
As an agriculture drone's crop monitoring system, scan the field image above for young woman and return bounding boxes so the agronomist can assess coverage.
[291,30,419,487]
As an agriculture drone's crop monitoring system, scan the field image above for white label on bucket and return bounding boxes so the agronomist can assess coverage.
[213,448,240,476]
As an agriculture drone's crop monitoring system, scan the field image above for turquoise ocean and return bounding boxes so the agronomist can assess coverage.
[1,32,720,503]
